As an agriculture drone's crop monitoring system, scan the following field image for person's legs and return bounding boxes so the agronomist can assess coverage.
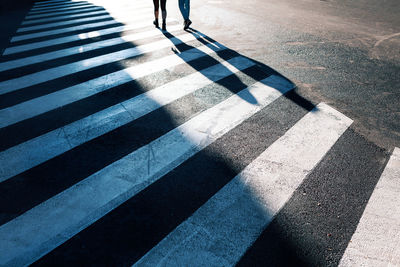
[183,0,191,29]
[178,0,188,20]
[153,0,160,28]
[160,0,167,30]
[185,0,190,20]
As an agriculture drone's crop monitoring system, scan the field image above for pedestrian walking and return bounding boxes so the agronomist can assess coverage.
[153,0,167,30]
[179,0,191,30]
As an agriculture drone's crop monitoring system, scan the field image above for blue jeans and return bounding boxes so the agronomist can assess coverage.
[179,0,190,20]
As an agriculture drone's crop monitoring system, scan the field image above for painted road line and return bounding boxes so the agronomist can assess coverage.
[0,40,221,129]
[0,75,292,266]
[17,14,116,33]
[30,2,90,12]
[33,0,82,8]
[12,19,127,42]
[5,18,174,55]
[134,103,352,266]
[24,6,103,20]
[0,39,223,129]
[0,32,197,94]
[28,2,149,16]
[22,9,110,25]
[0,55,253,183]
[24,3,150,23]
[28,3,94,15]
[1,22,180,70]
[4,18,177,55]
[33,0,72,7]
[339,147,400,267]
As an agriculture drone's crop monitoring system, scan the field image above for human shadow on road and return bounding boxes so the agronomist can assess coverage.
[163,28,316,112]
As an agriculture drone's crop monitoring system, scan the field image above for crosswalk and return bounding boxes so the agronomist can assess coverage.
[0,0,398,266]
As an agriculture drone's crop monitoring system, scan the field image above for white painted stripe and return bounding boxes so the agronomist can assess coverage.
[11,13,150,42]
[135,103,352,267]
[0,32,197,94]
[0,75,293,266]
[25,6,103,20]
[29,3,93,14]
[1,22,180,70]
[17,14,114,33]
[22,9,109,25]
[5,17,176,55]
[0,56,254,183]
[0,41,222,129]
[339,147,400,267]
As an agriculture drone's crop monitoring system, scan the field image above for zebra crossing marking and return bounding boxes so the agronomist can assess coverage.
[0,55,254,183]
[24,4,151,25]
[1,21,180,69]
[0,76,292,266]
[339,147,400,266]
[0,40,222,130]
[135,103,352,266]
[11,17,136,42]
[5,17,174,55]
[29,3,94,15]
[25,6,104,20]
[33,0,73,7]
[22,9,111,25]
[33,0,82,8]
[18,14,118,33]
[0,32,198,94]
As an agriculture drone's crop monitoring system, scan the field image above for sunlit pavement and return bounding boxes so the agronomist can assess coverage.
[0,0,399,266]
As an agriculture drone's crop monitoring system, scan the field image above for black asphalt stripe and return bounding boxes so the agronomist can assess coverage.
[0,38,205,109]
[237,128,389,267]
[0,49,238,150]
[0,65,268,227]
[32,89,308,266]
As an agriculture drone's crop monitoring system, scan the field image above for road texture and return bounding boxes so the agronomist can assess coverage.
[0,0,399,266]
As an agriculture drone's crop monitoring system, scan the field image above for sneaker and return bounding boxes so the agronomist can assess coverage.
[153,19,159,28]
[184,19,192,30]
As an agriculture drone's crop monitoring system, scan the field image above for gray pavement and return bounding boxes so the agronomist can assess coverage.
[0,0,399,266]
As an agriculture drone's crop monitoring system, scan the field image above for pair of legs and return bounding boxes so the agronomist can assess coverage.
[153,0,167,30]
[178,0,191,29]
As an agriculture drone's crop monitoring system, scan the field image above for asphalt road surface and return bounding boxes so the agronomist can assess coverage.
[0,0,399,266]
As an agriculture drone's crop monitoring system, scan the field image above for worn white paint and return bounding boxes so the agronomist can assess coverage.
[0,55,256,183]
[25,6,103,20]
[339,147,400,267]
[5,18,177,55]
[134,103,352,266]
[0,32,197,94]
[22,9,110,25]
[28,4,95,16]
[1,22,179,68]
[0,75,292,266]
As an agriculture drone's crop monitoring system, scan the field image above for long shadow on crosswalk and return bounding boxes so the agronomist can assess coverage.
[0,1,387,266]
